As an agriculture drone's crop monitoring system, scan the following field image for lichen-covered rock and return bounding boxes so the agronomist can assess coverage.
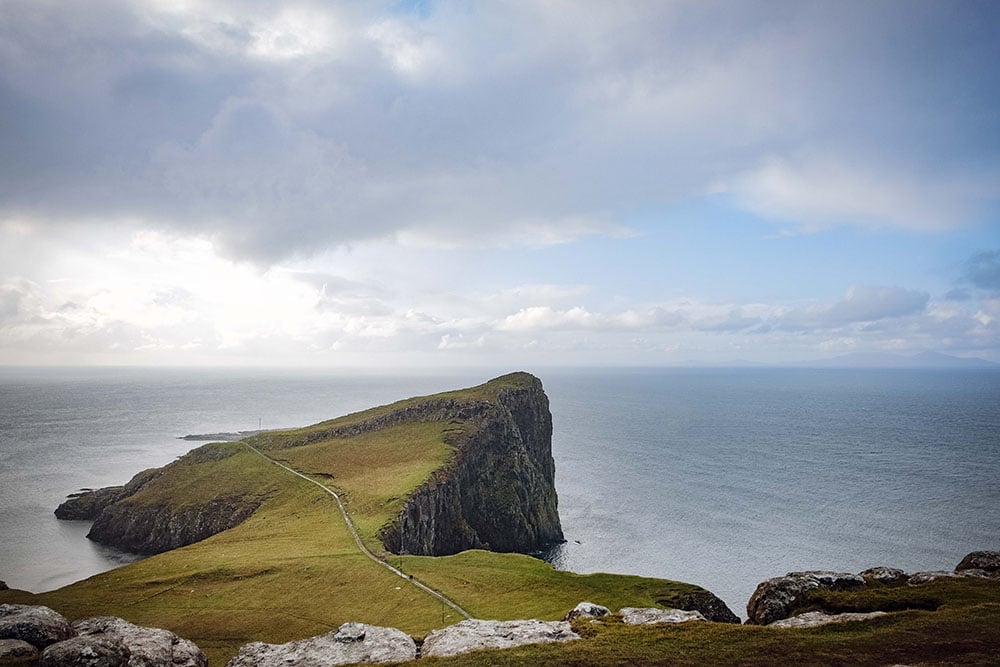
[675,589,741,624]
[955,551,1000,576]
[225,622,416,667]
[859,567,909,586]
[0,638,39,665]
[908,570,963,585]
[40,636,129,667]
[421,619,579,658]
[73,617,206,667]
[0,605,76,649]
[563,601,610,622]
[769,610,888,629]
[619,607,706,625]
[746,571,865,625]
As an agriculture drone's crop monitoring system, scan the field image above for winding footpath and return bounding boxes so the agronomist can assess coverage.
[244,443,474,621]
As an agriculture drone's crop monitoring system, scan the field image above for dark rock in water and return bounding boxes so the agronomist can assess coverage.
[746,571,865,625]
[378,374,564,555]
[563,601,610,622]
[73,616,207,667]
[421,619,578,658]
[0,638,39,665]
[955,550,1000,576]
[55,469,162,521]
[0,605,76,649]
[40,636,129,667]
[87,494,264,555]
[859,566,910,586]
[225,622,416,666]
[674,589,741,624]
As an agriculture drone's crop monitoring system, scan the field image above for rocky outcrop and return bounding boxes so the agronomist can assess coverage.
[225,622,416,667]
[563,602,609,622]
[746,571,865,625]
[421,619,578,658]
[0,605,76,649]
[0,638,39,664]
[72,617,206,667]
[769,610,887,629]
[379,373,564,555]
[40,636,130,667]
[674,590,741,624]
[859,567,909,586]
[955,550,1000,577]
[0,606,204,667]
[619,607,706,625]
[55,470,161,521]
[86,494,264,555]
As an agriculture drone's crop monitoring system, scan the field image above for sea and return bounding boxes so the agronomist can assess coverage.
[1,366,998,619]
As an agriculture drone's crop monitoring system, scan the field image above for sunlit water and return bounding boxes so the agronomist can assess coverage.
[2,366,998,619]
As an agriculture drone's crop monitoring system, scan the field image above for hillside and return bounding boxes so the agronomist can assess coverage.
[1,373,723,665]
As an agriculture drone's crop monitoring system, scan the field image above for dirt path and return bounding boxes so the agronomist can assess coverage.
[244,443,474,621]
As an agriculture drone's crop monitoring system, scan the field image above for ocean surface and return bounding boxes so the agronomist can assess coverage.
[1,366,998,619]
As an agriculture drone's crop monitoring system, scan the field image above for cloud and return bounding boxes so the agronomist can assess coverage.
[964,250,1000,291]
[1,1,998,263]
[801,285,930,326]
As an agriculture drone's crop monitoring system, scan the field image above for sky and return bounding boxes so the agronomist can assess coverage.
[0,0,998,367]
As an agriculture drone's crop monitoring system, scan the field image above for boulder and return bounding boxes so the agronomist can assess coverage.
[907,571,962,585]
[73,617,206,667]
[563,602,610,622]
[859,567,909,586]
[0,639,39,665]
[674,590,741,624]
[225,622,416,667]
[619,608,706,625]
[769,610,887,629]
[421,619,579,658]
[40,636,129,667]
[955,551,1000,576]
[746,571,865,625]
[0,605,76,649]
[0,582,7,592]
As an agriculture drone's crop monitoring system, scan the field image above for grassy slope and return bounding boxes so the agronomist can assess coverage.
[418,578,1000,666]
[0,373,704,665]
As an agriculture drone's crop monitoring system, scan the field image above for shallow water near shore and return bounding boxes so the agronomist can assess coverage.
[1,366,998,619]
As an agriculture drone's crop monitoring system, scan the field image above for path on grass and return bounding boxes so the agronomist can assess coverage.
[244,443,474,621]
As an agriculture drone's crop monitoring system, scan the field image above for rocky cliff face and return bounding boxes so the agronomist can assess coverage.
[379,374,564,555]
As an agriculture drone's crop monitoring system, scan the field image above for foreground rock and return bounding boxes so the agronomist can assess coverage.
[676,590,741,624]
[769,610,887,629]
[421,619,579,658]
[225,623,416,667]
[0,605,76,649]
[40,636,130,667]
[746,571,865,625]
[0,639,39,664]
[73,617,206,667]
[620,608,706,625]
[859,567,909,586]
[563,602,609,622]
[955,550,1000,577]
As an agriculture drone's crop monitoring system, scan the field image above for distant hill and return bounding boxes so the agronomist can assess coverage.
[798,351,999,369]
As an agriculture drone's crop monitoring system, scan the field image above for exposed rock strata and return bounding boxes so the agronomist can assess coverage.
[769,610,887,629]
[378,374,564,555]
[55,470,161,521]
[86,495,264,555]
[620,607,706,625]
[224,622,415,667]
[421,619,579,658]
